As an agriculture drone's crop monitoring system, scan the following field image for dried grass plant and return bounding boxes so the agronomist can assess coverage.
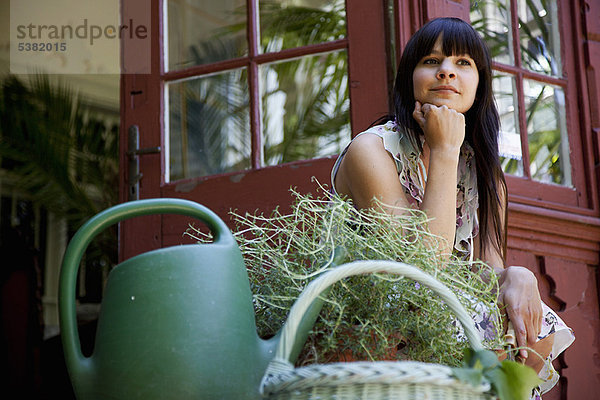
[186,180,504,367]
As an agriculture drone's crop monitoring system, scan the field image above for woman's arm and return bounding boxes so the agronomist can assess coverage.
[335,102,464,257]
[480,185,543,360]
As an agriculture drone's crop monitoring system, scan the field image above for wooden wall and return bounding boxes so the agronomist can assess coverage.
[506,208,600,399]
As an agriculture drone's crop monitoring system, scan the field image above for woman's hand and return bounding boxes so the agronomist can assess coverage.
[497,266,543,360]
[412,101,465,154]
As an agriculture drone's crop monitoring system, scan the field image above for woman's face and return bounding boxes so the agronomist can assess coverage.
[412,36,479,113]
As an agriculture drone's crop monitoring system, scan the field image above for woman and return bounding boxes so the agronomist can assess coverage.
[331,17,574,397]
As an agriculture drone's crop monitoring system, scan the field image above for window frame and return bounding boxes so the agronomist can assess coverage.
[489,0,591,212]
[397,0,597,214]
[160,0,388,184]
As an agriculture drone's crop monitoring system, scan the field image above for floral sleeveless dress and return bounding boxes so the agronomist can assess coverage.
[331,121,575,398]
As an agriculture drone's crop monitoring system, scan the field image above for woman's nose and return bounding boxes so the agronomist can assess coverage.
[437,60,456,80]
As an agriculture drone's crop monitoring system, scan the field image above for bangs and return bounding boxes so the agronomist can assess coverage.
[410,18,487,70]
[440,24,486,68]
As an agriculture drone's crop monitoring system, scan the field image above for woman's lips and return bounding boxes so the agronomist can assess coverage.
[431,85,459,93]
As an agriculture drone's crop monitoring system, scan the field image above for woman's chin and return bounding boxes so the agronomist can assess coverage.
[419,99,469,113]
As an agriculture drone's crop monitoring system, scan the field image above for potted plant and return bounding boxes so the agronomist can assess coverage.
[188,181,503,366]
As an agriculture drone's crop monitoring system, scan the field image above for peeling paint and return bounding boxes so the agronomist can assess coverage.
[175,180,199,193]
[290,162,312,170]
[230,173,245,183]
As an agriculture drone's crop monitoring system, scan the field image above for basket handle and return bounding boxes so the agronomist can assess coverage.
[274,260,483,363]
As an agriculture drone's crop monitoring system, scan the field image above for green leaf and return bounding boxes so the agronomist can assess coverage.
[453,349,542,400]
[453,366,484,387]
[465,348,502,370]
[490,360,543,400]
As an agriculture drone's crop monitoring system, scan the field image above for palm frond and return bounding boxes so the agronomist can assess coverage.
[0,74,119,263]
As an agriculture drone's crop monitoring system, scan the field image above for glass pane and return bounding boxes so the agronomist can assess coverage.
[518,0,562,76]
[167,69,250,181]
[524,79,571,186]
[166,0,247,71]
[259,0,346,53]
[494,73,523,177]
[470,0,513,65]
[261,50,350,166]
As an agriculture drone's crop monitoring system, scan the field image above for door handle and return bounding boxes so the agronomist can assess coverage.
[128,125,161,201]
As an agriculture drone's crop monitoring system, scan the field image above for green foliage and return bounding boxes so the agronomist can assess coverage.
[174,0,349,179]
[259,1,349,165]
[0,74,119,265]
[472,0,567,185]
[259,0,346,52]
[168,70,250,179]
[261,50,349,165]
[453,348,542,400]
[188,182,504,367]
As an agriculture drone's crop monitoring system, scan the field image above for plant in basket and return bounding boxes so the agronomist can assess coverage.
[187,181,541,399]
[187,181,502,365]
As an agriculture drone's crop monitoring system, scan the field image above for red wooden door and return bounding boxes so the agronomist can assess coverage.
[119,0,391,260]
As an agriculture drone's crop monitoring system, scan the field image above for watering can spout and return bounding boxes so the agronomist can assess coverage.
[261,247,350,366]
[261,247,349,365]
[261,290,328,365]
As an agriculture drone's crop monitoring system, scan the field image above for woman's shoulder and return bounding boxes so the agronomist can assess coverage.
[343,130,389,165]
[361,120,402,138]
[342,121,395,154]
[331,121,414,186]
[358,121,420,162]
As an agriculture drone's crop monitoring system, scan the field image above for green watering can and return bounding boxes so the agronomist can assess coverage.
[59,198,324,399]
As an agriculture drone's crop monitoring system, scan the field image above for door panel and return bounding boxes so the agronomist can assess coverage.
[161,158,335,246]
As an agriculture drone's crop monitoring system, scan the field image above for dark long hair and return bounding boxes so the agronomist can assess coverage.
[393,17,506,260]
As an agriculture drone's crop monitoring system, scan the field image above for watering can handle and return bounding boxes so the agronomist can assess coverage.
[59,198,234,376]
[272,260,483,365]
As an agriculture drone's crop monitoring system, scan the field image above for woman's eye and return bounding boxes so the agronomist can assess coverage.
[423,58,439,65]
[458,59,472,66]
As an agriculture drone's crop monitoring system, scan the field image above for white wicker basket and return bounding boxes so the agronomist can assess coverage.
[260,260,496,400]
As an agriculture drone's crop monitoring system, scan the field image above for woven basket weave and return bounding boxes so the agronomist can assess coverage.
[260,260,496,400]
